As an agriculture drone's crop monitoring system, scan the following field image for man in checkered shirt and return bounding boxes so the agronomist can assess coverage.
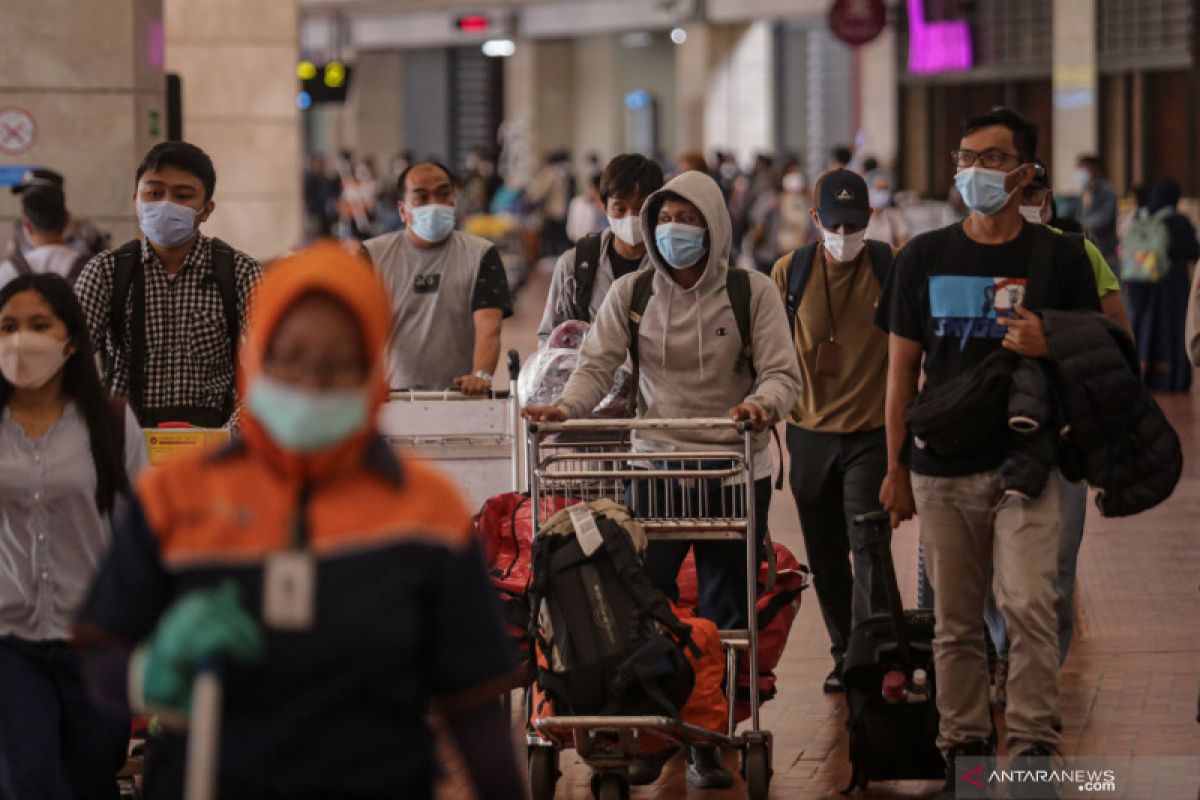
[75,142,261,428]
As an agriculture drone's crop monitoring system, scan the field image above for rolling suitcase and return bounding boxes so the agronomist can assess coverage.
[842,511,944,792]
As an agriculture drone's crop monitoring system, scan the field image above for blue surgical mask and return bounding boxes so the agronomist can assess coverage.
[1074,168,1092,191]
[138,200,199,248]
[408,204,456,243]
[654,222,708,270]
[248,375,369,453]
[954,167,1017,216]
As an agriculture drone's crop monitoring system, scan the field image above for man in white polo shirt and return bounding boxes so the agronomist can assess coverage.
[363,162,513,393]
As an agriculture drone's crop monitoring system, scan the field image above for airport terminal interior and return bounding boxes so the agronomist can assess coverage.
[1,0,1198,798]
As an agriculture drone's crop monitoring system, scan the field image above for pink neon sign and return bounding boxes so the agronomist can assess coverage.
[907,0,973,74]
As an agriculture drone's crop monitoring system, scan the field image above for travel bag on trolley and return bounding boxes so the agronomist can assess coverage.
[522,417,775,800]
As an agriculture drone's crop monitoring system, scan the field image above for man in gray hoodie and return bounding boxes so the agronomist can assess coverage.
[524,170,801,788]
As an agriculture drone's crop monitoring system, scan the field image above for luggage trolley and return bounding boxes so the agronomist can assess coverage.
[375,350,526,508]
[524,417,773,800]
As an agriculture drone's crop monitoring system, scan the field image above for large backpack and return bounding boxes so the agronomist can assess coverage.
[625,266,755,414]
[529,499,699,718]
[570,232,606,322]
[782,240,893,334]
[8,247,91,286]
[1119,206,1173,283]
[109,238,240,426]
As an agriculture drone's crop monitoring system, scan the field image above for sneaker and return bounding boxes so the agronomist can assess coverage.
[685,745,734,789]
[823,664,845,693]
[991,657,1009,708]
[943,739,996,792]
[627,746,678,785]
[1009,744,1061,799]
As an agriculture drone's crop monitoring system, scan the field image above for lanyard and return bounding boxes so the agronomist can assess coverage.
[821,247,864,344]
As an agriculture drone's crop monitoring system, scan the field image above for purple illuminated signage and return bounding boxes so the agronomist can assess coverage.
[907,0,973,74]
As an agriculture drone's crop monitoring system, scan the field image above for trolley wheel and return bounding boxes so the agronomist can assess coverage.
[590,771,630,800]
[528,746,560,800]
[743,742,771,800]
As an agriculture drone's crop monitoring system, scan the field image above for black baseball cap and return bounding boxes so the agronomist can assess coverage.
[11,168,64,196]
[816,168,870,228]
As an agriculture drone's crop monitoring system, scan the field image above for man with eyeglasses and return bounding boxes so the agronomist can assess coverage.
[362,162,513,394]
[875,107,1100,778]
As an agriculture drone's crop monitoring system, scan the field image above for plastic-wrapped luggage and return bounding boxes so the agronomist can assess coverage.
[518,320,634,418]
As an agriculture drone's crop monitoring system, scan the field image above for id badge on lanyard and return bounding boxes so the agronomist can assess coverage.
[262,492,317,631]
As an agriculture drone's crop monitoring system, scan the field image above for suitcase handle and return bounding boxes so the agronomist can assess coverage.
[853,511,914,668]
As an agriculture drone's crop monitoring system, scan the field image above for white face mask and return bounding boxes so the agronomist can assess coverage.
[607,214,643,247]
[1019,204,1045,224]
[782,173,804,194]
[821,228,867,263]
[0,331,71,389]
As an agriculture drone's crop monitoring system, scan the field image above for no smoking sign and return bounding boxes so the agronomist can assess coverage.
[0,108,37,155]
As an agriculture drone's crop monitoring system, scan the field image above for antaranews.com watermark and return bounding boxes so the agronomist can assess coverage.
[953,756,1200,799]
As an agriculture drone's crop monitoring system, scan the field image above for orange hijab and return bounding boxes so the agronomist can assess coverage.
[238,242,391,480]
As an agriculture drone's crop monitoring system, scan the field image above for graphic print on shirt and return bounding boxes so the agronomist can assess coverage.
[413,273,441,294]
[929,275,1027,350]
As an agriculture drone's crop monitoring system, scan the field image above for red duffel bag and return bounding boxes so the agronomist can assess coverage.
[474,492,580,671]
[676,541,809,722]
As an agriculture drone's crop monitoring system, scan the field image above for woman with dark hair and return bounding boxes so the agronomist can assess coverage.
[1123,179,1200,392]
[0,273,148,797]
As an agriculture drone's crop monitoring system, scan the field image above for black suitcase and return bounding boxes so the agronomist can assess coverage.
[842,511,945,792]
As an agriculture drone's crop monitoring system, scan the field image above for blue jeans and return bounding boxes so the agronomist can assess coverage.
[626,466,771,631]
[982,473,1087,665]
[0,637,129,800]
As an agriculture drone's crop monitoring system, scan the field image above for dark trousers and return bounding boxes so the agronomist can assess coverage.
[0,637,129,800]
[627,469,771,631]
[786,425,890,664]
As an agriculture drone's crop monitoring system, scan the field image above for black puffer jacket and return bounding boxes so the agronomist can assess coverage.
[1042,309,1183,516]
[906,311,1182,515]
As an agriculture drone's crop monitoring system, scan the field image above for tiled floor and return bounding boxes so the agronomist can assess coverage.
[441,267,1200,799]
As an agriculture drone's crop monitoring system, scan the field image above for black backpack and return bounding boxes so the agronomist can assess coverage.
[529,503,699,718]
[624,266,755,414]
[108,238,240,427]
[570,232,606,322]
[782,240,892,333]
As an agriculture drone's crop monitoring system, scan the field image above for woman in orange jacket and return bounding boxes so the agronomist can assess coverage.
[74,243,522,799]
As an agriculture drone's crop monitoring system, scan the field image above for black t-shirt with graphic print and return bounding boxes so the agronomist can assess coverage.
[876,221,1100,477]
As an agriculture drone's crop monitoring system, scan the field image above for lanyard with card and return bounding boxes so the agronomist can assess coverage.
[262,485,317,632]
[814,251,863,377]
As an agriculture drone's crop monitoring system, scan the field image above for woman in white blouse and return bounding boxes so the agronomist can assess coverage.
[0,273,147,798]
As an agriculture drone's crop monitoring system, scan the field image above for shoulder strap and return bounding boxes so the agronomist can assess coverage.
[1027,223,1060,303]
[725,267,756,379]
[625,269,656,417]
[9,247,32,277]
[67,253,91,286]
[110,240,144,411]
[784,244,819,334]
[210,239,241,419]
[108,396,127,467]
[865,240,893,287]
[572,233,604,322]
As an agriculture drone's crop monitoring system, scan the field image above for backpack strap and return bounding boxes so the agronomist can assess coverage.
[864,240,893,288]
[625,269,656,417]
[110,240,145,414]
[108,396,127,468]
[210,238,241,419]
[783,244,819,334]
[572,233,605,322]
[725,267,756,380]
[67,253,91,286]
[8,247,33,277]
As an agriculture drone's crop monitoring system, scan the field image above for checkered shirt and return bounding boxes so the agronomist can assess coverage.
[74,235,260,418]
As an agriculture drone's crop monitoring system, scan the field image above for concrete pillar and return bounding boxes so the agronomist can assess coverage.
[1051,0,1098,195]
[698,22,775,167]
[165,0,302,259]
[0,0,165,245]
[502,39,575,183]
[572,35,619,174]
[675,23,711,155]
[858,24,898,171]
[355,51,403,169]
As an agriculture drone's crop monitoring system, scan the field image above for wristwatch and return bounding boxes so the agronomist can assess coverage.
[472,370,493,382]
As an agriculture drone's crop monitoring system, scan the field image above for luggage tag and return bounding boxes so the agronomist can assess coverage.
[569,505,604,557]
[815,340,843,377]
[262,551,316,631]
